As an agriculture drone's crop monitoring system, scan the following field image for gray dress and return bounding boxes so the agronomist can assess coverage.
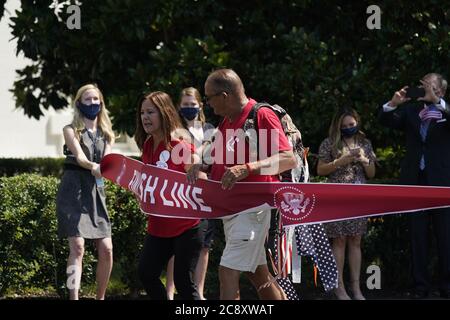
[56,128,111,239]
[318,137,376,238]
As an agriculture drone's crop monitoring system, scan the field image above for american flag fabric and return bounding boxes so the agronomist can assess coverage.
[267,211,338,299]
[271,228,300,300]
[277,277,300,300]
[294,224,338,292]
[277,229,292,278]
[419,104,442,121]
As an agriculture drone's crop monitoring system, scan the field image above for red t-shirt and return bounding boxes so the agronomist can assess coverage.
[141,137,200,237]
[210,99,292,182]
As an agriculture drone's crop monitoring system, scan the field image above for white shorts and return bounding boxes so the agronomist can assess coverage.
[220,209,271,273]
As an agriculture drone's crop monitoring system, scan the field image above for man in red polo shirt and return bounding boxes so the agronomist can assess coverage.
[188,69,296,300]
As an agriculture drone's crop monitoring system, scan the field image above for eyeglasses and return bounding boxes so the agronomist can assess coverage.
[204,91,225,103]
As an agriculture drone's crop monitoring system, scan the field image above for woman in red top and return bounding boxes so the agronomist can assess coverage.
[134,91,206,300]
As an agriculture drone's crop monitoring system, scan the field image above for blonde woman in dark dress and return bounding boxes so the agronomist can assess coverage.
[317,108,376,300]
[56,84,115,300]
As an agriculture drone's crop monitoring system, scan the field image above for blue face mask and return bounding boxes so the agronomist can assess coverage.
[179,107,200,121]
[341,126,359,137]
[78,102,101,120]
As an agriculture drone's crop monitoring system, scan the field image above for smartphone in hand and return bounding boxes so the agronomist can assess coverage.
[350,148,361,157]
[405,87,426,99]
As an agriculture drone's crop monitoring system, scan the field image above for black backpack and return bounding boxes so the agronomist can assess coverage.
[242,102,309,182]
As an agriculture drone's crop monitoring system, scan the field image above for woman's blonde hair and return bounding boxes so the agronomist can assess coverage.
[71,84,115,143]
[134,91,185,151]
[328,107,365,155]
[178,87,206,125]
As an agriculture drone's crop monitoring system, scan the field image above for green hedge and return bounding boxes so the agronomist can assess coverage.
[0,158,65,178]
[0,174,95,296]
[104,183,147,294]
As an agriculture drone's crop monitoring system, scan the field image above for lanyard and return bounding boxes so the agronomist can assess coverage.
[86,129,101,163]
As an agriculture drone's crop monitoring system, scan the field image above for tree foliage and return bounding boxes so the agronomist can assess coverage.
[2,0,450,176]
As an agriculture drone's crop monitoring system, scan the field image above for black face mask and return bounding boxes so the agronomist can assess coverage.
[78,102,101,120]
[341,126,358,137]
[179,107,200,121]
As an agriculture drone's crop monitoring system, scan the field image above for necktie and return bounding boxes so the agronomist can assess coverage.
[419,121,429,170]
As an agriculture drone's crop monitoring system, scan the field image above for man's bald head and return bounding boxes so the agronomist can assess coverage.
[206,69,245,96]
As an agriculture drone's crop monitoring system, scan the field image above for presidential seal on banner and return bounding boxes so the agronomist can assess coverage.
[274,186,316,223]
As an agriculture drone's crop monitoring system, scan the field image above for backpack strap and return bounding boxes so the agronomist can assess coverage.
[245,102,287,131]
[243,102,288,164]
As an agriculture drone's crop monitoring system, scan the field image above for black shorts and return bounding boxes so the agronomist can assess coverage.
[201,219,218,249]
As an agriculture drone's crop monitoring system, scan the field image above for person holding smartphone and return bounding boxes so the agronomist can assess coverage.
[317,107,376,300]
[379,73,450,299]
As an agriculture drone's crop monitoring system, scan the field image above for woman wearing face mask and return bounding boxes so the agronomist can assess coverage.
[317,107,376,300]
[178,87,215,152]
[135,91,207,300]
[56,84,115,300]
[166,87,217,300]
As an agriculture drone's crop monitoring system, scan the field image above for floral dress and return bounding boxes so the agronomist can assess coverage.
[318,137,376,238]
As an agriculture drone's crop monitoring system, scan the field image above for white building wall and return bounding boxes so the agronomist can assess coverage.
[0,0,139,158]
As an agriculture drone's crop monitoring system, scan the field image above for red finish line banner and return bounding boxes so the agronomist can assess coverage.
[100,154,450,226]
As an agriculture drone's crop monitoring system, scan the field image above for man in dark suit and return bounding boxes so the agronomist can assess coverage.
[379,73,449,299]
